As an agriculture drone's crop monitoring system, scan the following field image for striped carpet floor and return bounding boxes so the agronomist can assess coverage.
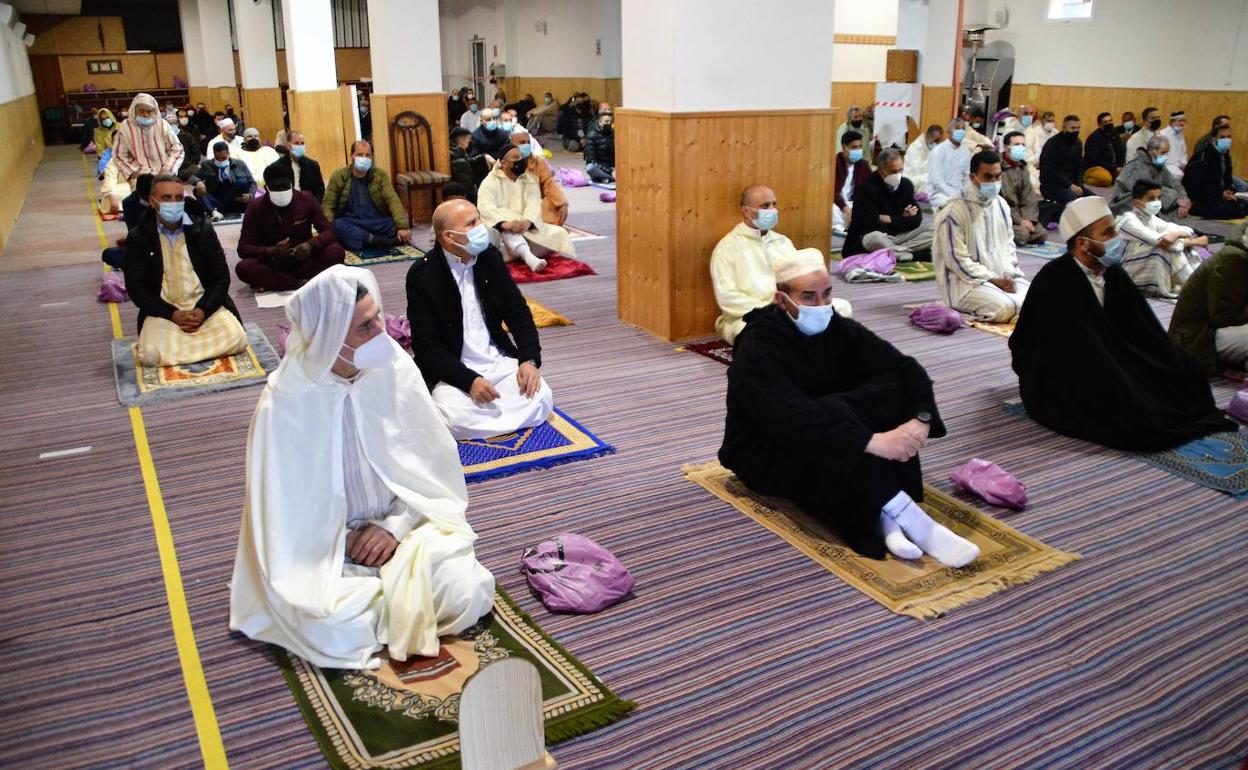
[0,145,1243,769]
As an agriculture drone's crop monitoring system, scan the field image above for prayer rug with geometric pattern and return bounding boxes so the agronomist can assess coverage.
[279,588,636,770]
[344,244,427,267]
[458,408,614,484]
[677,339,733,366]
[110,322,280,406]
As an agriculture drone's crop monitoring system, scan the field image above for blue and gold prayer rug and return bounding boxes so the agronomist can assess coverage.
[459,408,614,484]
[111,322,280,406]
[1004,401,1248,499]
[344,244,427,267]
[1015,241,1067,261]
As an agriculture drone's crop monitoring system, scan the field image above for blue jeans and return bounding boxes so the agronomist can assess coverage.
[333,216,397,251]
[203,181,251,215]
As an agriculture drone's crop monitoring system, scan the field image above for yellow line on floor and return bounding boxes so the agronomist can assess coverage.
[82,154,228,769]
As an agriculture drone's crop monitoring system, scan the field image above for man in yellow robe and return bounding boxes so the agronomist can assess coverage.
[123,175,247,366]
[710,184,852,344]
[477,144,575,273]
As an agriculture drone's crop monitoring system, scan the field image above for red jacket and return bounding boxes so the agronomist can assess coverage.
[237,190,337,263]
[834,154,873,210]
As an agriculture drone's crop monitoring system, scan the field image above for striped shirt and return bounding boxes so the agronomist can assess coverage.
[112,118,185,180]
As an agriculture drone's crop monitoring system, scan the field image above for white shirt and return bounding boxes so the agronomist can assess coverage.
[903,137,933,192]
[1125,127,1155,159]
[1075,257,1106,306]
[445,252,506,376]
[460,111,481,132]
[340,393,397,529]
[927,140,973,208]
[1158,125,1188,179]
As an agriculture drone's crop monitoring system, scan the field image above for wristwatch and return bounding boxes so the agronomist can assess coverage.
[915,410,932,424]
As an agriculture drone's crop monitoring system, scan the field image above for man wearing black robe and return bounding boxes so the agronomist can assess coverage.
[1009,196,1235,452]
[720,250,978,567]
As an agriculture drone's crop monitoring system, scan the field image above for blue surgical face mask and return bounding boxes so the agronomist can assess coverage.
[978,181,1002,199]
[469,104,479,113]
[1009,145,1027,162]
[354,156,373,173]
[101,118,114,127]
[500,120,515,132]
[291,144,306,158]
[1122,120,1135,131]
[1172,124,1184,134]
[485,120,498,131]
[1142,199,1163,217]
[518,142,533,158]
[158,200,185,223]
[1020,115,1033,128]
[136,116,155,127]
[952,129,966,143]
[214,158,229,168]
[1152,154,1168,167]
[1086,234,1127,267]
[848,148,864,163]
[785,295,835,336]
[1215,137,1232,154]
[752,207,778,231]
[453,223,492,256]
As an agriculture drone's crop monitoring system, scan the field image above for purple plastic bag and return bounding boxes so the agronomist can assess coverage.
[555,167,590,187]
[598,190,617,203]
[96,272,129,303]
[1228,383,1248,424]
[385,313,411,349]
[908,303,964,334]
[837,248,896,277]
[950,458,1028,510]
[520,533,634,614]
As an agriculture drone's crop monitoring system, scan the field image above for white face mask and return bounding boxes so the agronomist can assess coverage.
[269,189,294,207]
[883,173,902,190]
[339,332,394,370]
[1142,199,1163,217]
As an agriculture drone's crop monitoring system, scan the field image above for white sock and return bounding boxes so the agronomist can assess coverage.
[523,253,547,272]
[880,511,922,560]
[883,491,980,568]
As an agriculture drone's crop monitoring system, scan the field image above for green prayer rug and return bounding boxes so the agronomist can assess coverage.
[344,244,428,267]
[893,261,936,281]
[279,588,636,770]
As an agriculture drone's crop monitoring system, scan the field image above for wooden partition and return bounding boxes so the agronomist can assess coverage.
[371,93,451,222]
[616,107,837,341]
[241,87,285,144]
[0,95,45,255]
[288,89,346,174]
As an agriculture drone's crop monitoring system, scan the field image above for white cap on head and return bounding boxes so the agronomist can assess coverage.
[773,248,827,285]
[218,117,235,129]
[510,125,529,136]
[1058,196,1113,242]
[243,126,260,138]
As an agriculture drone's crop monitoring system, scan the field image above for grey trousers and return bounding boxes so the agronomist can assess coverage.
[863,222,934,262]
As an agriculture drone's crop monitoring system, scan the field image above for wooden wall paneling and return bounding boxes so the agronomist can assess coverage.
[241,87,285,144]
[371,93,452,222]
[59,54,158,93]
[1015,83,1248,163]
[339,85,360,167]
[28,55,65,112]
[27,16,126,55]
[919,85,956,138]
[830,81,876,131]
[616,108,836,341]
[288,89,347,172]
[154,53,188,89]
[0,95,45,253]
[335,49,372,82]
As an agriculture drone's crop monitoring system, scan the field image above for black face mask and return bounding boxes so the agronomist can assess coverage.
[511,159,529,176]
[601,123,613,134]
[243,139,260,151]
[1101,124,1115,133]
[850,120,862,128]
[1148,118,1161,131]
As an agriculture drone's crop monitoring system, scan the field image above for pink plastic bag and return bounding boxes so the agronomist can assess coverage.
[96,272,128,303]
[598,190,617,203]
[520,533,634,614]
[837,248,896,277]
[385,313,411,349]
[1228,382,1248,424]
[950,458,1028,510]
[555,167,590,187]
[909,303,964,334]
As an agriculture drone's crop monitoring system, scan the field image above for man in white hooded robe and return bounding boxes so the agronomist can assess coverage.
[229,265,495,669]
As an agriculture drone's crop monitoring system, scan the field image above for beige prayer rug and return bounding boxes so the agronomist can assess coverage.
[110,322,280,406]
[279,588,635,770]
[564,224,606,241]
[967,319,1016,338]
[683,461,1080,619]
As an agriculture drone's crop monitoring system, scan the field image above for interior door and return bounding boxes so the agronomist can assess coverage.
[470,38,486,103]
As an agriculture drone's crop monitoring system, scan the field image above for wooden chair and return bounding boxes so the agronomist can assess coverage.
[389,110,451,224]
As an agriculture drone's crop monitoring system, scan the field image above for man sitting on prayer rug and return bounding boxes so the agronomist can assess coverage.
[719,248,978,567]
[711,184,852,345]
[926,118,973,210]
[1009,197,1235,451]
[1169,220,1248,376]
[902,124,943,196]
[842,148,932,262]
[230,265,495,669]
[476,144,576,273]
[1001,131,1049,247]
[933,150,1029,322]
[124,175,247,366]
[1116,179,1204,299]
[406,199,554,440]
[323,140,411,252]
[236,164,346,291]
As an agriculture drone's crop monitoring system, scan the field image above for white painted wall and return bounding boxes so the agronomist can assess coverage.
[986,0,1248,90]
[897,0,959,86]
[0,6,35,104]
[283,0,339,91]
[440,0,508,93]
[832,0,897,82]
[370,0,442,93]
[620,0,673,110]
[234,0,279,89]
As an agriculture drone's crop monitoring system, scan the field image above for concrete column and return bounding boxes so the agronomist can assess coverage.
[233,0,283,144]
[179,0,238,112]
[367,0,449,221]
[282,0,345,169]
[898,0,963,130]
[617,0,837,340]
